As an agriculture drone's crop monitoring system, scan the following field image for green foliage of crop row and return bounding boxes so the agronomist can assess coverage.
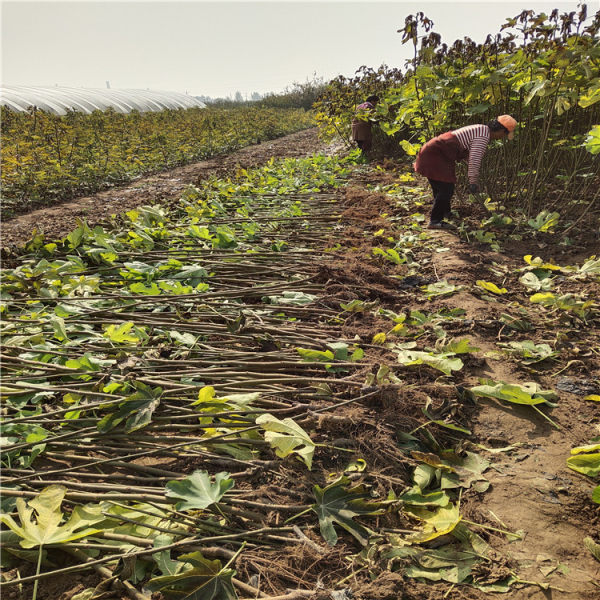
[0,106,315,216]
[315,7,600,216]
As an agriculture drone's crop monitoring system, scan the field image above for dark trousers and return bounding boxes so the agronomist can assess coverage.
[356,139,372,152]
[428,179,455,223]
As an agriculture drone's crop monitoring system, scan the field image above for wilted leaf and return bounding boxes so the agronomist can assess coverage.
[425,417,471,436]
[400,139,421,155]
[527,211,560,232]
[500,312,533,331]
[399,490,451,507]
[396,349,463,376]
[65,353,114,372]
[372,332,387,344]
[169,330,199,346]
[519,272,554,291]
[411,452,455,472]
[470,380,557,405]
[413,464,437,489]
[405,503,462,543]
[191,386,259,411]
[584,537,600,561]
[49,316,69,341]
[385,523,489,584]
[476,280,507,295]
[170,265,208,287]
[312,476,385,546]
[500,340,558,364]
[296,347,334,362]
[530,292,556,305]
[0,485,103,548]
[578,256,600,275]
[97,382,162,433]
[103,321,144,344]
[340,299,378,312]
[146,551,238,599]
[569,442,600,454]
[152,534,182,576]
[129,282,161,295]
[584,125,600,155]
[442,451,490,491]
[263,291,317,305]
[372,247,405,265]
[472,576,518,592]
[422,280,460,299]
[256,413,315,469]
[567,453,600,477]
[523,255,562,271]
[403,544,478,583]
[441,339,479,355]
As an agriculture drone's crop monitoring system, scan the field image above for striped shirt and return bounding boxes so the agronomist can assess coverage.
[451,124,490,184]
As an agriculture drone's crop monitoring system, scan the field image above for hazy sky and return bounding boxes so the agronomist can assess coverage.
[0,0,589,98]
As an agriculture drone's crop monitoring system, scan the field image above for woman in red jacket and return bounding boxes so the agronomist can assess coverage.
[414,115,517,229]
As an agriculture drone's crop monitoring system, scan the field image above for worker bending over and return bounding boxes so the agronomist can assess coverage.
[414,115,517,229]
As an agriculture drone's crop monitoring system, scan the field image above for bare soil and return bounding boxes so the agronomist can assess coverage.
[428,236,600,600]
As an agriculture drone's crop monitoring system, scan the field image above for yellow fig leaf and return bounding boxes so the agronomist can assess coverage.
[0,485,103,549]
[476,280,508,295]
[406,503,462,543]
[530,292,556,304]
[411,451,455,471]
[372,332,387,344]
[523,255,562,271]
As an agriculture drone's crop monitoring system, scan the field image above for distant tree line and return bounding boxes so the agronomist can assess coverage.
[198,76,326,111]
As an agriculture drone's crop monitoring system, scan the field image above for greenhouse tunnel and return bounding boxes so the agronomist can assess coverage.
[0,85,206,114]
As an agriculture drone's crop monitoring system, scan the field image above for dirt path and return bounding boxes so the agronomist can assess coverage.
[301,165,599,597]
[1,128,333,248]
[428,232,600,598]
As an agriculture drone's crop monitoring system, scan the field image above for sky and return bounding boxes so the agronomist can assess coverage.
[0,0,591,98]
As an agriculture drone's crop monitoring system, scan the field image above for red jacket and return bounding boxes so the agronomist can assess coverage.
[413,132,468,183]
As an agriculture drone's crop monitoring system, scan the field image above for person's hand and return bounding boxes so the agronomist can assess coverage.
[469,183,480,194]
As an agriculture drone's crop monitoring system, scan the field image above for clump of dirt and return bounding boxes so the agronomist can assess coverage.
[353,571,406,600]
[316,258,406,304]
[316,189,408,305]
[338,311,395,343]
[351,571,487,600]
[340,185,393,225]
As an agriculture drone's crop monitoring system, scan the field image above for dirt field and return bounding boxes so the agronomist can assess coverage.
[1,129,599,600]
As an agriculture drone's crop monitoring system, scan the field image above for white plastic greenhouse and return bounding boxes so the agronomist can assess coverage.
[0,86,206,115]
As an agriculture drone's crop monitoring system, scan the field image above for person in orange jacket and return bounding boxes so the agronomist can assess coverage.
[351,95,379,153]
[414,115,517,229]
